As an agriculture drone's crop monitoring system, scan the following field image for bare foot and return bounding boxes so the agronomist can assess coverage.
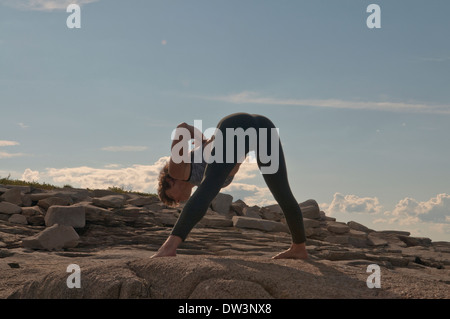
[150,235,182,258]
[150,249,176,258]
[272,243,308,260]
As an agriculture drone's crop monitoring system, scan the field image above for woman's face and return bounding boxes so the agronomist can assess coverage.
[165,179,192,204]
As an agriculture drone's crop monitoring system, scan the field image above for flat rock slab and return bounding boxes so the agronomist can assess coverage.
[5,253,449,299]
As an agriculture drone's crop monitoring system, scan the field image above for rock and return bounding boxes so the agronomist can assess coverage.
[92,195,126,209]
[211,193,233,216]
[232,216,289,233]
[127,196,158,207]
[299,200,321,219]
[303,218,321,229]
[0,202,22,215]
[230,199,248,216]
[324,251,367,261]
[367,233,388,247]
[44,206,86,228]
[76,203,112,224]
[242,206,261,219]
[263,204,282,215]
[1,188,23,206]
[199,216,233,228]
[321,211,336,221]
[259,207,282,221]
[189,278,273,299]
[398,235,432,247]
[324,235,351,245]
[378,230,411,236]
[21,206,44,217]
[327,222,350,234]
[38,196,73,210]
[22,224,79,250]
[92,189,123,198]
[8,214,28,225]
[347,221,373,233]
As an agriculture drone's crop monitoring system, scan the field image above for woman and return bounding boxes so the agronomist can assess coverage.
[153,113,308,259]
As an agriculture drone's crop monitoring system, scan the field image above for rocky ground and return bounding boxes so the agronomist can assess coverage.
[0,184,449,299]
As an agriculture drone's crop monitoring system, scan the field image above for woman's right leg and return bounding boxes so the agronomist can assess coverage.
[253,115,307,245]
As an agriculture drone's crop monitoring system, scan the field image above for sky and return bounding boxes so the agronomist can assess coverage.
[0,0,449,241]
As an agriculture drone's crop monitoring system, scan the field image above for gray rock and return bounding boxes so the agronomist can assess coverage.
[232,216,289,233]
[231,199,248,216]
[398,235,432,247]
[127,196,158,207]
[0,188,23,206]
[74,203,112,223]
[327,222,350,234]
[8,214,28,225]
[0,202,22,215]
[347,220,373,233]
[199,216,233,228]
[303,218,321,229]
[263,204,282,215]
[38,196,73,210]
[22,224,79,250]
[367,233,388,247]
[242,206,262,219]
[299,200,321,219]
[92,195,126,209]
[259,207,282,221]
[211,193,233,216]
[45,206,86,228]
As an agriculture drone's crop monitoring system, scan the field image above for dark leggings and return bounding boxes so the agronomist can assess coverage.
[171,113,306,244]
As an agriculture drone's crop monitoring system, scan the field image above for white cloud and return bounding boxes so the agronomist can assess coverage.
[0,152,27,159]
[0,140,19,147]
[0,140,27,159]
[225,182,274,207]
[0,0,99,11]
[232,154,260,181]
[384,193,450,226]
[197,91,450,115]
[322,192,384,216]
[22,168,40,182]
[24,157,169,193]
[101,146,148,152]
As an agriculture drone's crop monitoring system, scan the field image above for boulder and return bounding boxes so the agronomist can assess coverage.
[259,207,282,221]
[0,202,22,215]
[1,188,23,206]
[44,206,86,228]
[127,196,158,207]
[299,200,321,219]
[38,196,73,210]
[8,214,28,225]
[22,224,79,250]
[230,199,247,216]
[242,206,262,219]
[327,222,350,234]
[398,235,432,247]
[92,195,126,209]
[303,218,321,229]
[232,216,289,233]
[347,221,373,233]
[210,193,233,216]
[199,216,233,228]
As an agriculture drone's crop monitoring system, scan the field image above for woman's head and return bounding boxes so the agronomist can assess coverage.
[157,162,192,206]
